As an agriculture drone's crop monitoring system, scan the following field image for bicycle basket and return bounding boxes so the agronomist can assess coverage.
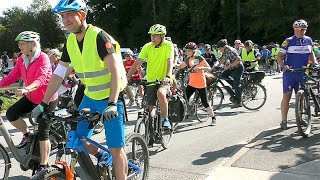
[249,71,265,83]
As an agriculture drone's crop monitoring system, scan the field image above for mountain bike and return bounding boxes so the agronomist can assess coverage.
[208,69,267,110]
[0,90,69,179]
[290,66,320,137]
[34,109,149,179]
[134,80,173,149]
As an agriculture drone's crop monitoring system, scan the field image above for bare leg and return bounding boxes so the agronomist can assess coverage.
[39,140,51,165]
[281,92,292,122]
[157,87,168,118]
[10,118,29,134]
[110,148,128,180]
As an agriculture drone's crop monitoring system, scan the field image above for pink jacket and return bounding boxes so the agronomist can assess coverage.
[0,52,58,104]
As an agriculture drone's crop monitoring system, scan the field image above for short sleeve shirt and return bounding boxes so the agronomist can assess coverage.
[280,35,313,69]
[138,40,174,82]
[185,55,207,88]
[221,45,241,66]
[61,30,116,63]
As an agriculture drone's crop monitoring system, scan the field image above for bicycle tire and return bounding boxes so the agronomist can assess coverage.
[160,115,173,149]
[208,86,224,111]
[125,133,149,180]
[31,166,66,180]
[134,118,149,145]
[195,94,210,123]
[0,143,10,180]
[241,83,267,110]
[295,90,312,137]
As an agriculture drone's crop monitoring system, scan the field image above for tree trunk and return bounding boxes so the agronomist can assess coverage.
[237,0,241,39]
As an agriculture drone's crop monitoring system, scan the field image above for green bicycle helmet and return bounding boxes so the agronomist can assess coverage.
[15,31,40,42]
[148,24,167,35]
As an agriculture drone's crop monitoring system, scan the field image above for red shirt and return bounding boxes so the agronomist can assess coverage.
[123,59,142,81]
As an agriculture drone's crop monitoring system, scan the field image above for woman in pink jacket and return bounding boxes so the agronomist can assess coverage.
[0,31,58,174]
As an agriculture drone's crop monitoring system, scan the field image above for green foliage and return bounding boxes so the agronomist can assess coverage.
[0,0,65,56]
[2,0,320,52]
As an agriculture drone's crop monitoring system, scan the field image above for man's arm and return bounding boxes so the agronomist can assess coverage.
[42,61,72,104]
[166,57,173,77]
[104,53,122,103]
[276,52,286,67]
[127,58,144,79]
[309,50,318,65]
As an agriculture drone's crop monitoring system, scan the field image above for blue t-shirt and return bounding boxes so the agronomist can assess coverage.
[280,35,313,69]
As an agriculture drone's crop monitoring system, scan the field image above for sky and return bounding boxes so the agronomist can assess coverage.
[1,0,59,15]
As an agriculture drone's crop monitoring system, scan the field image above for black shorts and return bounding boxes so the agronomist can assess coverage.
[146,84,171,106]
[6,96,57,122]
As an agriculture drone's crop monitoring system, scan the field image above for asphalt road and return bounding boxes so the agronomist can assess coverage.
[0,72,289,179]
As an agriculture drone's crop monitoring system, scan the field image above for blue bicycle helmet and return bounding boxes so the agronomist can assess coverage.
[52,0,87,14]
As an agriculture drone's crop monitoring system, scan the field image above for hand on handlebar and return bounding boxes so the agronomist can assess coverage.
[32,102,49,121]
[15,88,28,96]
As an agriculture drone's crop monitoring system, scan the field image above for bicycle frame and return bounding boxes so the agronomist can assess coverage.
[300,74,320,115]
[0,116,39,170]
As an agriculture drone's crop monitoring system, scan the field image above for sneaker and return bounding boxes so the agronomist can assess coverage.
[231,103,242,109]
[162,118,171,129]
[16,134,28,149]
[31,166,47,179]
[94,121,104,134]
[210,117,216,126]
[280,121,287,130]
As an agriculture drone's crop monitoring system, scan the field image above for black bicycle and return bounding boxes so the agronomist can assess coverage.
[134,80,173,149]
[290,66,320,137]
[208,69,267,110]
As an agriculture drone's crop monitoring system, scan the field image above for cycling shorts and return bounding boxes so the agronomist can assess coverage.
[66,95,125,149]
[283,72,304,94]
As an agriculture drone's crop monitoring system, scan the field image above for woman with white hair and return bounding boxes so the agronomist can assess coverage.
[0,31,58,175]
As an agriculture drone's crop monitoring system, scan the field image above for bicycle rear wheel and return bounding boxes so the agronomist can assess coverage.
[125,133,149,180]
[31,166,66,180]
[194,94,210,123]
[241,83,267,110]
[208,86,224,111]
[295,90,312,137]
[0,143,10,180]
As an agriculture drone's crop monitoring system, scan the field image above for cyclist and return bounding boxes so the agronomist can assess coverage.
[32,0,128,178]
[127,24,174,130]
[123,49,143,106]
[1,51,9,68]
[175,42,216,126]
[202,44,218,68]
[240,40,261,72]
[0,31,58,175]
[47,48,60,70]
[277,19,318,130]
[271,43,280,72]
[215,39,244,108]
[260,45,271,71]
[234,39,243,55]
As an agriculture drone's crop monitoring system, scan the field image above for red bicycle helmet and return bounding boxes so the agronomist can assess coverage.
[184,42,197,50]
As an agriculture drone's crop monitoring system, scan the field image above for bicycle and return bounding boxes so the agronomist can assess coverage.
[290,66,320,137]
[0,90,69,179]
[126,80,145,108]
[134,80,173,149]
[208,69,267,110]
[34,108,149,179]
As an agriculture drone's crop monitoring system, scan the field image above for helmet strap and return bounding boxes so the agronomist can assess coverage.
[26,42,34,57]
[155,35,164,48]
[75,11,86,34]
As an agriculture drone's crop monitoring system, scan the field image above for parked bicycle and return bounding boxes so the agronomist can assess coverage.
[208,69,267,110]
[290,66,320,137]
[34,108,149,180]
[134,80,173,149]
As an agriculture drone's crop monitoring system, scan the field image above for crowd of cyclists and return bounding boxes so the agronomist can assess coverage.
[0,0,319,178]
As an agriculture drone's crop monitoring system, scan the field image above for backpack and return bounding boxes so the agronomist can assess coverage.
[168,94,187,123]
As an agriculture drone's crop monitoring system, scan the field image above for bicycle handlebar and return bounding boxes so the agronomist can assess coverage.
[287,66,320,73]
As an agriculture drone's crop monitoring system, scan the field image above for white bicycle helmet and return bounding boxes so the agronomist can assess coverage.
[47,49,60,58]
[124,49,134,56]
[15,31,40,42]
[292,19,308,28]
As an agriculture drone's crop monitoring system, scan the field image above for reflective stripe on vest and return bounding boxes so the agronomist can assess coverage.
[67,25,126,100]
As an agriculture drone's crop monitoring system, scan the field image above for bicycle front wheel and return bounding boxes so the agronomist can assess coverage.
[208,86,224,111]
[134,118,149,145]
[125,133,149,180]
[241,83,267,110]
[0,143,10,180]
[295,90,312,137]
[31,166,66,180]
